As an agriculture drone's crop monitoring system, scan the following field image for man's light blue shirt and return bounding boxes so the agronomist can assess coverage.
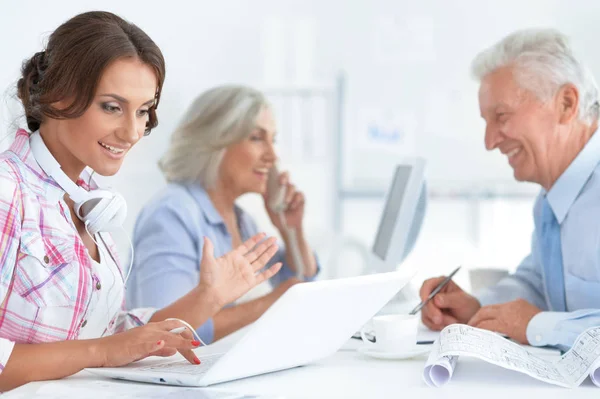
[126,182,320,344]
[477,130,600,351]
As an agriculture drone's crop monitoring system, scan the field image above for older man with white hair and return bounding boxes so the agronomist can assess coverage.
[419,29,600,350]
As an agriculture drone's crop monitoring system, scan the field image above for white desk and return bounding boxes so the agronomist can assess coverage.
[6,339,600,398]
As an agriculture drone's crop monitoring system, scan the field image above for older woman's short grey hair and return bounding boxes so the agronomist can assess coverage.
[159,85,269,188]
[471,29,599,125]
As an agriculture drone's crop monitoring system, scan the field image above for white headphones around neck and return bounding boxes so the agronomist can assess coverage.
[29,131,127,236]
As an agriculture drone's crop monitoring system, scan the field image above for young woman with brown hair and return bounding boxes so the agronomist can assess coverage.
[0,11,281,391]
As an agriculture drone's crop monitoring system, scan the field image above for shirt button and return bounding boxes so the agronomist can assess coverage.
[81,319,88,328]
[43,255,50,264]
[535,334,542,343]
[96,281,102,290]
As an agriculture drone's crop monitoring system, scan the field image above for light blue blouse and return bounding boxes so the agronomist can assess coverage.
[126,182,319,343]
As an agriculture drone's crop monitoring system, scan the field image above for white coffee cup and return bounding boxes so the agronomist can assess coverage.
[360,314,418,353]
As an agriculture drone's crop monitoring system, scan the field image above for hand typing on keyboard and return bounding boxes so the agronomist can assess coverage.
[93,319,203,368]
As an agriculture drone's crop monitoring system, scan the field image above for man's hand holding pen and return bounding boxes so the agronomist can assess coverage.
[418,268,481,331]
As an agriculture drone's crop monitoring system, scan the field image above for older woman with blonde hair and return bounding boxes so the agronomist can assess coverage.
[127,85,319,344]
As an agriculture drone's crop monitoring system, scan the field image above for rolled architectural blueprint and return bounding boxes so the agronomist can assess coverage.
[423,324,600,388]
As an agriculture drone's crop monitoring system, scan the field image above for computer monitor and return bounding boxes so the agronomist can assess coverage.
[370,158,426,273]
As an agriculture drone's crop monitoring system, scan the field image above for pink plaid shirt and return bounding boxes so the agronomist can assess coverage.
[0,129,156,376]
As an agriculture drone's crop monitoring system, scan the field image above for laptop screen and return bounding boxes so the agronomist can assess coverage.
[372,165,412,261]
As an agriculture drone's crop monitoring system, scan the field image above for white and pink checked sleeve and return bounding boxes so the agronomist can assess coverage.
[0,162,24,376]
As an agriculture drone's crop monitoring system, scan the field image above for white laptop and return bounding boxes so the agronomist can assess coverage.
[87,270,414,386]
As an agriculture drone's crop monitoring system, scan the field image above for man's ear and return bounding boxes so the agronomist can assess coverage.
[556,83,579,125]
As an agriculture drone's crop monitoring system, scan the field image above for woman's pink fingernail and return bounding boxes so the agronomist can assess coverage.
[192,340,201,347]
[194,357,201,365]
[156,340,163,346]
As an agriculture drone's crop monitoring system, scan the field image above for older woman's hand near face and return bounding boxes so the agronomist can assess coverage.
[264,171,306,231]
[263,171,318,278]
[198,233,282,308]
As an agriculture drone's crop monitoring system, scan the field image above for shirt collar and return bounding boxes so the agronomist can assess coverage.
[10,129,96,203]
[547,128,600,224]
[184,182,246,228]
[185,182,226,226]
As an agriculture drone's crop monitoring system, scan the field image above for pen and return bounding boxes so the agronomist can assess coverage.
[409,266,462,315]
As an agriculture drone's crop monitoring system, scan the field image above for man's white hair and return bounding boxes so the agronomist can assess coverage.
[159,85,268,188]
[471,28,599,125]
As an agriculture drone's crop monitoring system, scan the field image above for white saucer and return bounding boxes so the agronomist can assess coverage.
[357,344,431,360]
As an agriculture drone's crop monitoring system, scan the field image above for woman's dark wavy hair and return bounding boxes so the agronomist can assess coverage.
[17,11,165,135]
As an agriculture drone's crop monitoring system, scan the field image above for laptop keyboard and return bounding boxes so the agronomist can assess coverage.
[136,353,224,376]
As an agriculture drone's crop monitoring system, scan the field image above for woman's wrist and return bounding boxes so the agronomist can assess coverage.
[195,285,224,314]
[279,224,303,245]
[85,338,109,368]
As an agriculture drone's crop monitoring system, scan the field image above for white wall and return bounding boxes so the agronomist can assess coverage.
[2,0,599,288]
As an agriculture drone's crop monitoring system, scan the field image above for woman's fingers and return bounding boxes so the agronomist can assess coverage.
[201,237,215,263]
[235,233,267,256]
[102,323,204,367]
[284,184,296,206]
[178,327,195,341]
[151,347,178,357]
[147,321,202,351]
[288,192,304,211]
[144,323,202,365]
[251,243,279,272]
[160,332,200,351]
[278,171,290,186]
[172,321,202,364]
[135,339,167,362]
[243,237,277,263]
[254,262,282,284]
[143,340,198,365]
[178,349,201,365]
[156,319,191,332]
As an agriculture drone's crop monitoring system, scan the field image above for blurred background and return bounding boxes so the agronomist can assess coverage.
[2,0,598,291]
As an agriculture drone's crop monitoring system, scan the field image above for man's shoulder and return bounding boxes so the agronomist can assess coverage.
[573,161,600,202]
[587,161,600,188]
